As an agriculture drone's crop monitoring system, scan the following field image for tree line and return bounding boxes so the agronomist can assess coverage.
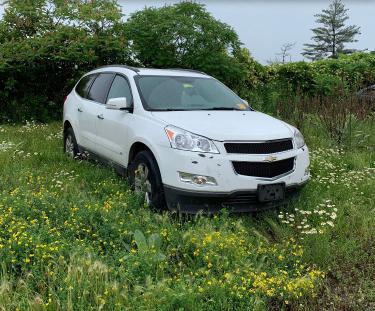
[0,0,371,122]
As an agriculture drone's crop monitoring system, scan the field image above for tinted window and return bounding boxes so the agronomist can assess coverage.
[107,75,133,104]
[75,74,96,98]
[87,73,114,104]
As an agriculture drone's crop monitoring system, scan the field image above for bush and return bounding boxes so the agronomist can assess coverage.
[0,0,129,122]
[246,53,375,132]
[0,27,130,122]
[266,53,375,96]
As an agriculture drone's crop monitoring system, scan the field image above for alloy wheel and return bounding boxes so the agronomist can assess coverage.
[65,134,75,158]
[134,163,152,205]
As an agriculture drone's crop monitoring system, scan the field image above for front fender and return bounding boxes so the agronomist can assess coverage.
[127,135,167,171]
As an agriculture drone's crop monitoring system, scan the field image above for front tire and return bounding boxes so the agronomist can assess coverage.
[128,150,166,209]
[64,127,79,158]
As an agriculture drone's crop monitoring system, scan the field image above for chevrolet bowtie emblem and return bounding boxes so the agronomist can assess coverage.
[264,155,277,162]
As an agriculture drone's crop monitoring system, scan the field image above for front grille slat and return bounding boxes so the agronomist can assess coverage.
[225,139,293,154]
[223,193,258,205]
[232,157,295,178]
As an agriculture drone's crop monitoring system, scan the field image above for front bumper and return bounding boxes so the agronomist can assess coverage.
[157,142,309,188]
[164,181,307,213]
[155,142,310,213]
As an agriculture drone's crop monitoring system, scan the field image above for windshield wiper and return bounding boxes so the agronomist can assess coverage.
[151,107,253,111]
[152,108,188,111]
[199,107,243,111]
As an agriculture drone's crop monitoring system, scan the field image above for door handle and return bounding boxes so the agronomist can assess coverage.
[77,107,83,112]
[97,114,104,120]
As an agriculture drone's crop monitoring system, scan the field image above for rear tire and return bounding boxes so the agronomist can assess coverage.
[64,127,79,158]
[128,150,166,209]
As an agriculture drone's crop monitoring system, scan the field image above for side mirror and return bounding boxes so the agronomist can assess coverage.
[106,97,131,110]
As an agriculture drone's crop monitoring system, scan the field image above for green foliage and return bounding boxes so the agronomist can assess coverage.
[1,0,123,38]
[53,0,124,37]
[0,0,129,122]
[269,61,315,94]
[1,0,54,39]
[302,0,361,60]
[0,1,265,121]
[313,74,343,95]
[124,2,248,91]
[262,53,375,98]
[312,52,375,88]
[0,119,374,309]
[235,48,267,98]
[133,229,166,262]
[0,2,374,309]
[0,0,374,124]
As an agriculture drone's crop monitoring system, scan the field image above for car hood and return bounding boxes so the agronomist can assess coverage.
[151,111,294,141]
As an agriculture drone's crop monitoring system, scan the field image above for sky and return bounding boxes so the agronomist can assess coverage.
[0,0,374,64]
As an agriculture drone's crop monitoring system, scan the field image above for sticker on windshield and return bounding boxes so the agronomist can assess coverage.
[236,103,249,110]
[183,83,194,88]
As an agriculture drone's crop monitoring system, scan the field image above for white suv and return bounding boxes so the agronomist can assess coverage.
[63,65,309,213]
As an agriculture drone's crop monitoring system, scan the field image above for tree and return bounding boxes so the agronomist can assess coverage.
[53,0,123,35]
[1,0,54,39]
[277,42,295,63]
[1,0,123,40]
[124,2,246,89]
[268,42,295,64]
[302,0,360,60]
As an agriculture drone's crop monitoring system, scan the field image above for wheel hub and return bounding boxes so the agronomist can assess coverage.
[65,135,75,158]
[134,163,152,205]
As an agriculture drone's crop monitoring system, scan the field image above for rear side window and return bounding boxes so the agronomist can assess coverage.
[75,74,96,98]
[107,75,133,104]
[87,73,114,104]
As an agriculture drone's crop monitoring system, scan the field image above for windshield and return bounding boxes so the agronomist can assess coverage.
[135,76,251,111]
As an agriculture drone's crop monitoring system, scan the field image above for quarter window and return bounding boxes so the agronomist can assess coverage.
[75,74,96,98]
[87,73,114,104]
[107,75,133,104]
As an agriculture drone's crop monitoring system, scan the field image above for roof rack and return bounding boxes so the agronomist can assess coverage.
[95,64,140,73]
[167,68,207,75]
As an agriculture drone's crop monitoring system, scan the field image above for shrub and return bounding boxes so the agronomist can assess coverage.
[267,53,375,96]
[0,27,131,122]
[0,0,129,122]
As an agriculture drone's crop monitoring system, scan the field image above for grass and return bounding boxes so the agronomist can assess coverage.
[0,116,374,310]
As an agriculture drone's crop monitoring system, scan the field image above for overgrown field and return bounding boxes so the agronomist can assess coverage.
[0,118,374,310]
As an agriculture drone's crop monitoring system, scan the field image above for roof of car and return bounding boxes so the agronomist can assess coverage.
[91,65,209,78]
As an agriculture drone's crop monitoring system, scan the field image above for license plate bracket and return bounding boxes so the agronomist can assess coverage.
[258,183,285,202]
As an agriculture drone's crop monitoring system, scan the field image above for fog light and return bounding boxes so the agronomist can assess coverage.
[179,172,217,186]
[192,175,207,185]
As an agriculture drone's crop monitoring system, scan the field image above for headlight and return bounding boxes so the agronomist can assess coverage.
[294,129,305,149]
[165,125,219,153]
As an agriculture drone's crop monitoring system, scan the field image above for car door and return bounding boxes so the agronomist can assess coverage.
[75,74,98,150]
[95,74,134,164]
[83,72,115,154]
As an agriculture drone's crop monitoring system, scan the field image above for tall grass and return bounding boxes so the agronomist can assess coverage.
[0,114,374,310]
[250,83,375,146]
